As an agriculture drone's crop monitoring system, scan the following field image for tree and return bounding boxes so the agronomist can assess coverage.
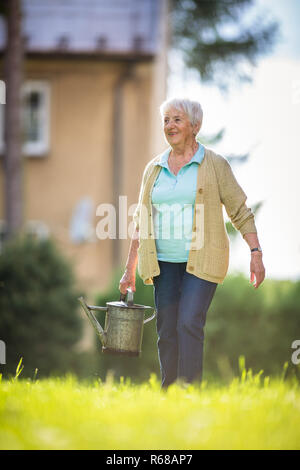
[170,1,272,236]
[171,0,279,90]
[1,0,24,240]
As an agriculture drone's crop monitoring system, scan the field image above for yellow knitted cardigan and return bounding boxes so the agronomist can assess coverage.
[133,146,257,285]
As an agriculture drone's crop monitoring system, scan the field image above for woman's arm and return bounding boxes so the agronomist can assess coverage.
[214,155,257,236]
[243,232,265,289]
[119,228,139,294]
[119,157,158,294]
[214,155,265,288]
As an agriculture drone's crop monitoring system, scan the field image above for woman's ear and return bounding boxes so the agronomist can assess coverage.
[193,122,202,136]
[193,123,201,136]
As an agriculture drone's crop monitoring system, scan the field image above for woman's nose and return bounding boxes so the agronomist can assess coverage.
[166,120,174,129]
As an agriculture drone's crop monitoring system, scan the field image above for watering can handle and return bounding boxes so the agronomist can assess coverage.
[144,309,157,324]
[119,289,156,323]
[119,287,134,306]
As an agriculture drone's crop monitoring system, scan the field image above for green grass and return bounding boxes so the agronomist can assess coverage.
[0,364,299,450]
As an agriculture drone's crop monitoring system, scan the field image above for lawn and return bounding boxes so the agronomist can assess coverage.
[0,365,299,450]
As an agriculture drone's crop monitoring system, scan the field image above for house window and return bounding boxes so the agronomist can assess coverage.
[22,81,50,156]
[0,80,50,156]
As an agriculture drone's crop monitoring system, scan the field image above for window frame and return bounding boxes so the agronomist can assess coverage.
[0,80,51,157]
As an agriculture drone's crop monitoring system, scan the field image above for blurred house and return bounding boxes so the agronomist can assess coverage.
[0,0,169,293]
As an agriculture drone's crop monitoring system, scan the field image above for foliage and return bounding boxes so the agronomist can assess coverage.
[0,234,83,378]
[205,274,300,380]
[198,128,225,146]
[0,367,299,450]
[171,0,279,90]
[0,0,8,18]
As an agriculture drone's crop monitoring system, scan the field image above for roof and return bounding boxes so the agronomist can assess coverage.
[0,0,163,57]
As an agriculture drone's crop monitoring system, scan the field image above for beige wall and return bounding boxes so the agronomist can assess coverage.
[0,56,167,296]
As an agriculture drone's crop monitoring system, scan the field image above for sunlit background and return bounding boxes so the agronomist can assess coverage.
[168,0,300,281]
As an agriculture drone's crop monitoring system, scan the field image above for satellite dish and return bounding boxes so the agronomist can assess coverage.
[70,197,95,243]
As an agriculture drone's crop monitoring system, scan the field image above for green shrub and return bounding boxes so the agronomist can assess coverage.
[205,273,300,380]
[0,234,83,378]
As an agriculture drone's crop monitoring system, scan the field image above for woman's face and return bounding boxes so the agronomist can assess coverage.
[163,106,196,147]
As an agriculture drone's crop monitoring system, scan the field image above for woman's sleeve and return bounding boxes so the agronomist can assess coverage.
[215,155,257,237]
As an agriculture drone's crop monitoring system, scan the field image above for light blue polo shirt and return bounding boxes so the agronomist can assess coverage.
[151,142,205,262]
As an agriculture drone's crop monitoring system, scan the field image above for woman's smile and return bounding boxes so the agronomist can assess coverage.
[163,107,196,147]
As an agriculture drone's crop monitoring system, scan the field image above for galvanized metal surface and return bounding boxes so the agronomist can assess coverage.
[78,290,156,356]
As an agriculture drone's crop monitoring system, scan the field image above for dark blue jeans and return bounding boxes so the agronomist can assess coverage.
[153,261,217,388]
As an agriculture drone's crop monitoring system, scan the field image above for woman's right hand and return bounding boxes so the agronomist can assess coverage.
[119,268,136,294]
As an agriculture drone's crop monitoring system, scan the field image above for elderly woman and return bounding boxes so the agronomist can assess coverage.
[119,98,265,388]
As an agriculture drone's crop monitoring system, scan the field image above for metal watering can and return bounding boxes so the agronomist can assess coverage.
[78,289,156,356]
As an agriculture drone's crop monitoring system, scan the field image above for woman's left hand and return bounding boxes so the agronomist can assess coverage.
[250,253,265,288]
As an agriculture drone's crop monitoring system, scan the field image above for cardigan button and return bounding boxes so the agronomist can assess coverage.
[189,266,194,271]
[198,188,203,194]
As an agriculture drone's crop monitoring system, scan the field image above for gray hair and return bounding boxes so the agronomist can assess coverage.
[159,98,203,127]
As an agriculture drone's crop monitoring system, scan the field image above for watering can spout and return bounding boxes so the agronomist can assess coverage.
[78,296,107,347]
